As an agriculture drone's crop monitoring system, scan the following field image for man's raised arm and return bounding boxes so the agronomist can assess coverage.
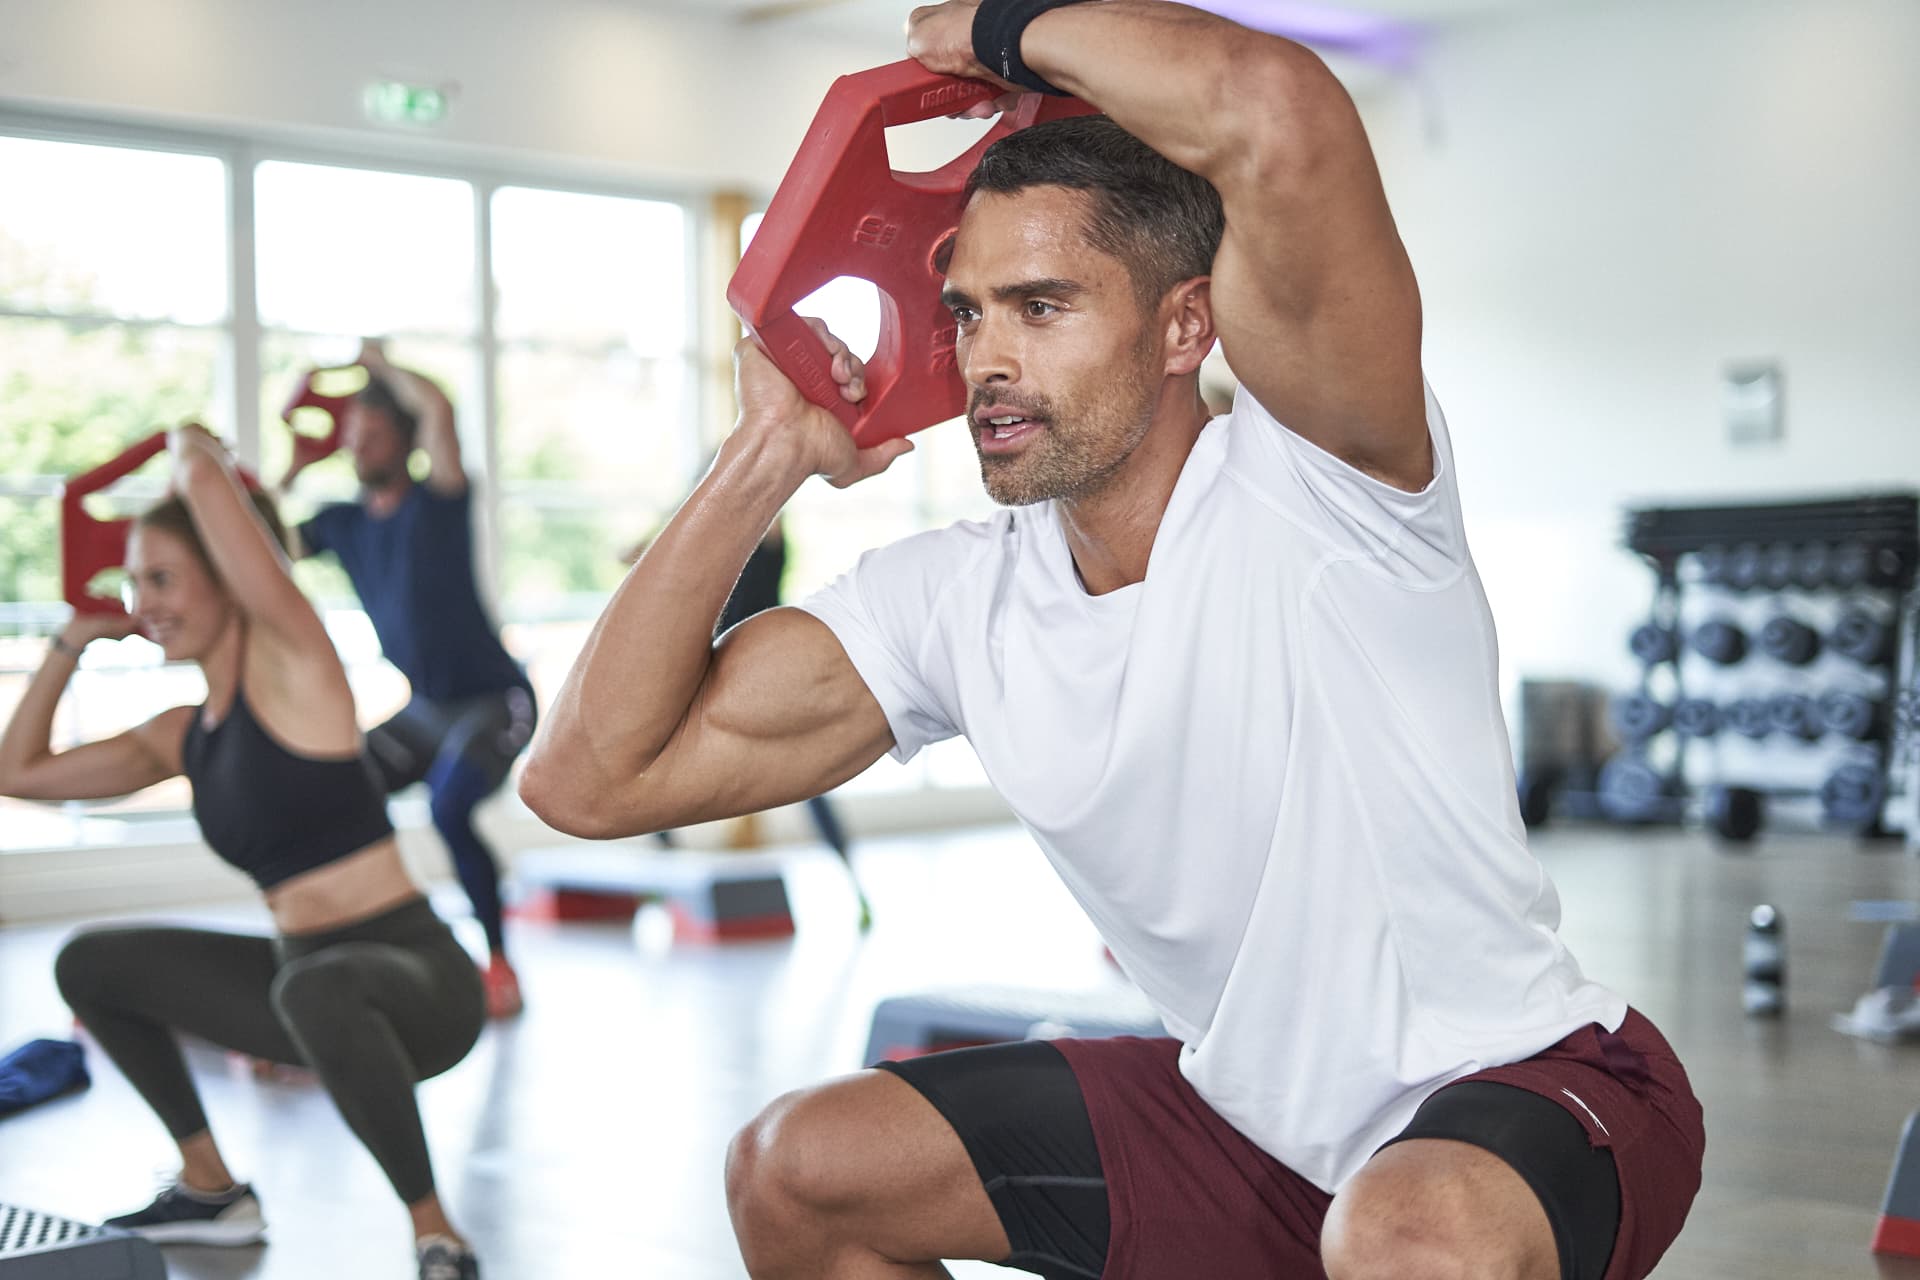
[519,325,912,839]
[909,0,1429,490]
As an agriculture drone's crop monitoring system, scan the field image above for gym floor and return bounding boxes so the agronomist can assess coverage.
[5,822,1920,1280]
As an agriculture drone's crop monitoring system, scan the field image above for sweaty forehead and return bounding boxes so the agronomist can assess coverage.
[945,187,1123,290]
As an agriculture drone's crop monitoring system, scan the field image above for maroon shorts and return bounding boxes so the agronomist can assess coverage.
[1051,1007,1704,1280]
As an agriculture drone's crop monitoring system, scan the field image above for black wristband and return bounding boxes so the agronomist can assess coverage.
[972,0,1094,97]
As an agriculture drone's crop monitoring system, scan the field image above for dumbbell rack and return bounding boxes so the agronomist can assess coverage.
[1601,493,1919,843]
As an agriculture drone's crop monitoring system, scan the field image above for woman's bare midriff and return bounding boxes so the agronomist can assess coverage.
[264,837,423,935]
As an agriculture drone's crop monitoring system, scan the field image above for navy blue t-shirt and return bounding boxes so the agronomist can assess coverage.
[301,485,527,703]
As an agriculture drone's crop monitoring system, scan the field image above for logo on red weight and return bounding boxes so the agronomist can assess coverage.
[783,338,833,399]
[854,216,900,249]
[919,83,976,111]
[928,324,958,375]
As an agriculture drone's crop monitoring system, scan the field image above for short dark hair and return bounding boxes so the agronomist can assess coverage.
[135,489,290,581]
[354,374,419,450]
[964,115,1225,307]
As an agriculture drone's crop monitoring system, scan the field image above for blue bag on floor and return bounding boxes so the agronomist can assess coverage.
[0,1038,90,1117]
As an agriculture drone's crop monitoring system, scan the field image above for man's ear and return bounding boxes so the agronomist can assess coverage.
[1161,276,1215,377]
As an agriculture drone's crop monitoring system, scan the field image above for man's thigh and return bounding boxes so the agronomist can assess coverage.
[1331,1083,1598,1280]
[878,1039,1110,1279]
[971,1036,1332,1280]
[1437,1009,1705,1280]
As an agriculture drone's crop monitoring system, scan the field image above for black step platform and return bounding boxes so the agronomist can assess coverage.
[0,1203,165,1278]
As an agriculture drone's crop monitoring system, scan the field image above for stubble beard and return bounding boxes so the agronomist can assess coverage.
[973,339,1161,508]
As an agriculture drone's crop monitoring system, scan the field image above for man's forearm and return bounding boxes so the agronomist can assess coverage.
[536,429,809,792]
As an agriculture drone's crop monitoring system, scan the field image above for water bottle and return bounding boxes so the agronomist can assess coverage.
[1743,904,1785,1016]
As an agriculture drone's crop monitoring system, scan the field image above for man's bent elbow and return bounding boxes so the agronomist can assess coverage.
[518,755,632,840]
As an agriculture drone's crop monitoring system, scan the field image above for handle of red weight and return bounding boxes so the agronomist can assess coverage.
[282,368,351,469]
[730,60,1096,448]
[60,432,168,615]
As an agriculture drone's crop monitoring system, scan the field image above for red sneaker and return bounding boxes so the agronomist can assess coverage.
[482,955,523,1019]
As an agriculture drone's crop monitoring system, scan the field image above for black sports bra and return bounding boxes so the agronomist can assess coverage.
[181,688,394,890]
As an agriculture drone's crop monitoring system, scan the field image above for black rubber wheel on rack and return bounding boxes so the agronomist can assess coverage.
[1706,785,1764,844]
[1628,623,1679,667]
[1821,761,1889,832]
[1599,755,1673,825]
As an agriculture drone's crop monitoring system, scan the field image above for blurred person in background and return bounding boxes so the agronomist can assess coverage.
[282,340,535,1019]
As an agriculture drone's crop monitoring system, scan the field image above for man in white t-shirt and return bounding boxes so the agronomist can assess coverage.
[523,2,1704,1277]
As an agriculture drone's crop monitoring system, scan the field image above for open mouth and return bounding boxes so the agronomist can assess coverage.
[975,413,1047,455]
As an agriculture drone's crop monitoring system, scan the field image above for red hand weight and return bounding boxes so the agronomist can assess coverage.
[60,432,167,615]
[61,430,265,615]
[282,369,352,468]
[728,60,1097,448]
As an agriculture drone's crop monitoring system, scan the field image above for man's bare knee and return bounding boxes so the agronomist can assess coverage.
[1323,1141,1552,1280]
[1322,1206,1491,1280]
[729,1092,811,1226]
[726,1084,876,1269]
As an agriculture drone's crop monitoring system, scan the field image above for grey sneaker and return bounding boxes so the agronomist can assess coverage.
[105,1180,266,1245]
[417,1235,480,1280]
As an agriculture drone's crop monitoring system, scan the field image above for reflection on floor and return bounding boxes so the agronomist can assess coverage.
[6,823,1920,1279]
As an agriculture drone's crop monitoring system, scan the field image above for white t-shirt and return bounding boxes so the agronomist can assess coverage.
[800,384,1626,1192]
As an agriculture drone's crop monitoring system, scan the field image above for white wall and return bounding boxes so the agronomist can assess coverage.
[0,0,976,190]
[1360,0,1920,692]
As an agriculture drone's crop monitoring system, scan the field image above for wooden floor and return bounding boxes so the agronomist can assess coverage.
[6,821,1920,1279]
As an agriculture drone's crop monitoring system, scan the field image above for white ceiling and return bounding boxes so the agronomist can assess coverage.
[636,0,1607,43]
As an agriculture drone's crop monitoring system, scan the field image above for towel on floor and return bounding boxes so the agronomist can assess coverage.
[0,1038,90,1117]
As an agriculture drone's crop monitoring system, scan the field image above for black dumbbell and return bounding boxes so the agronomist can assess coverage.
[1821,760,1888,831]
[1599,755,1677,824]
[1871,547,1913,589]
[1761,544,1797,591]
[1611,693,1673,743]
[1819,691,1882,741]
[1758,615,1821,666]
[1694,546,1730,587]
[1707,785,1764,843]
[1673,698,1721,739]
[1629,623,1680,666]
[1831,610,1894,667]
[1768,693,1820,741]
[1691,619,1749,666]
[1725,544,1765,592]
[1832,543,1872,589]
[1794,542,1833,591]
[1728,697,1773,739]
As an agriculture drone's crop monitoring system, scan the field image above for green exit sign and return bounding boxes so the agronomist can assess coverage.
[363,81,448,126]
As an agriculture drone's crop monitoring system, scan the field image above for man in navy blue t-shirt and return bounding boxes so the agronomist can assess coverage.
[285,341,533,1018]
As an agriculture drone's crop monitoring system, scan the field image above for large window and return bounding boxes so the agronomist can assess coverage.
[490,187,694,610]
[0,136,231,843]
[0,121,999,853]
